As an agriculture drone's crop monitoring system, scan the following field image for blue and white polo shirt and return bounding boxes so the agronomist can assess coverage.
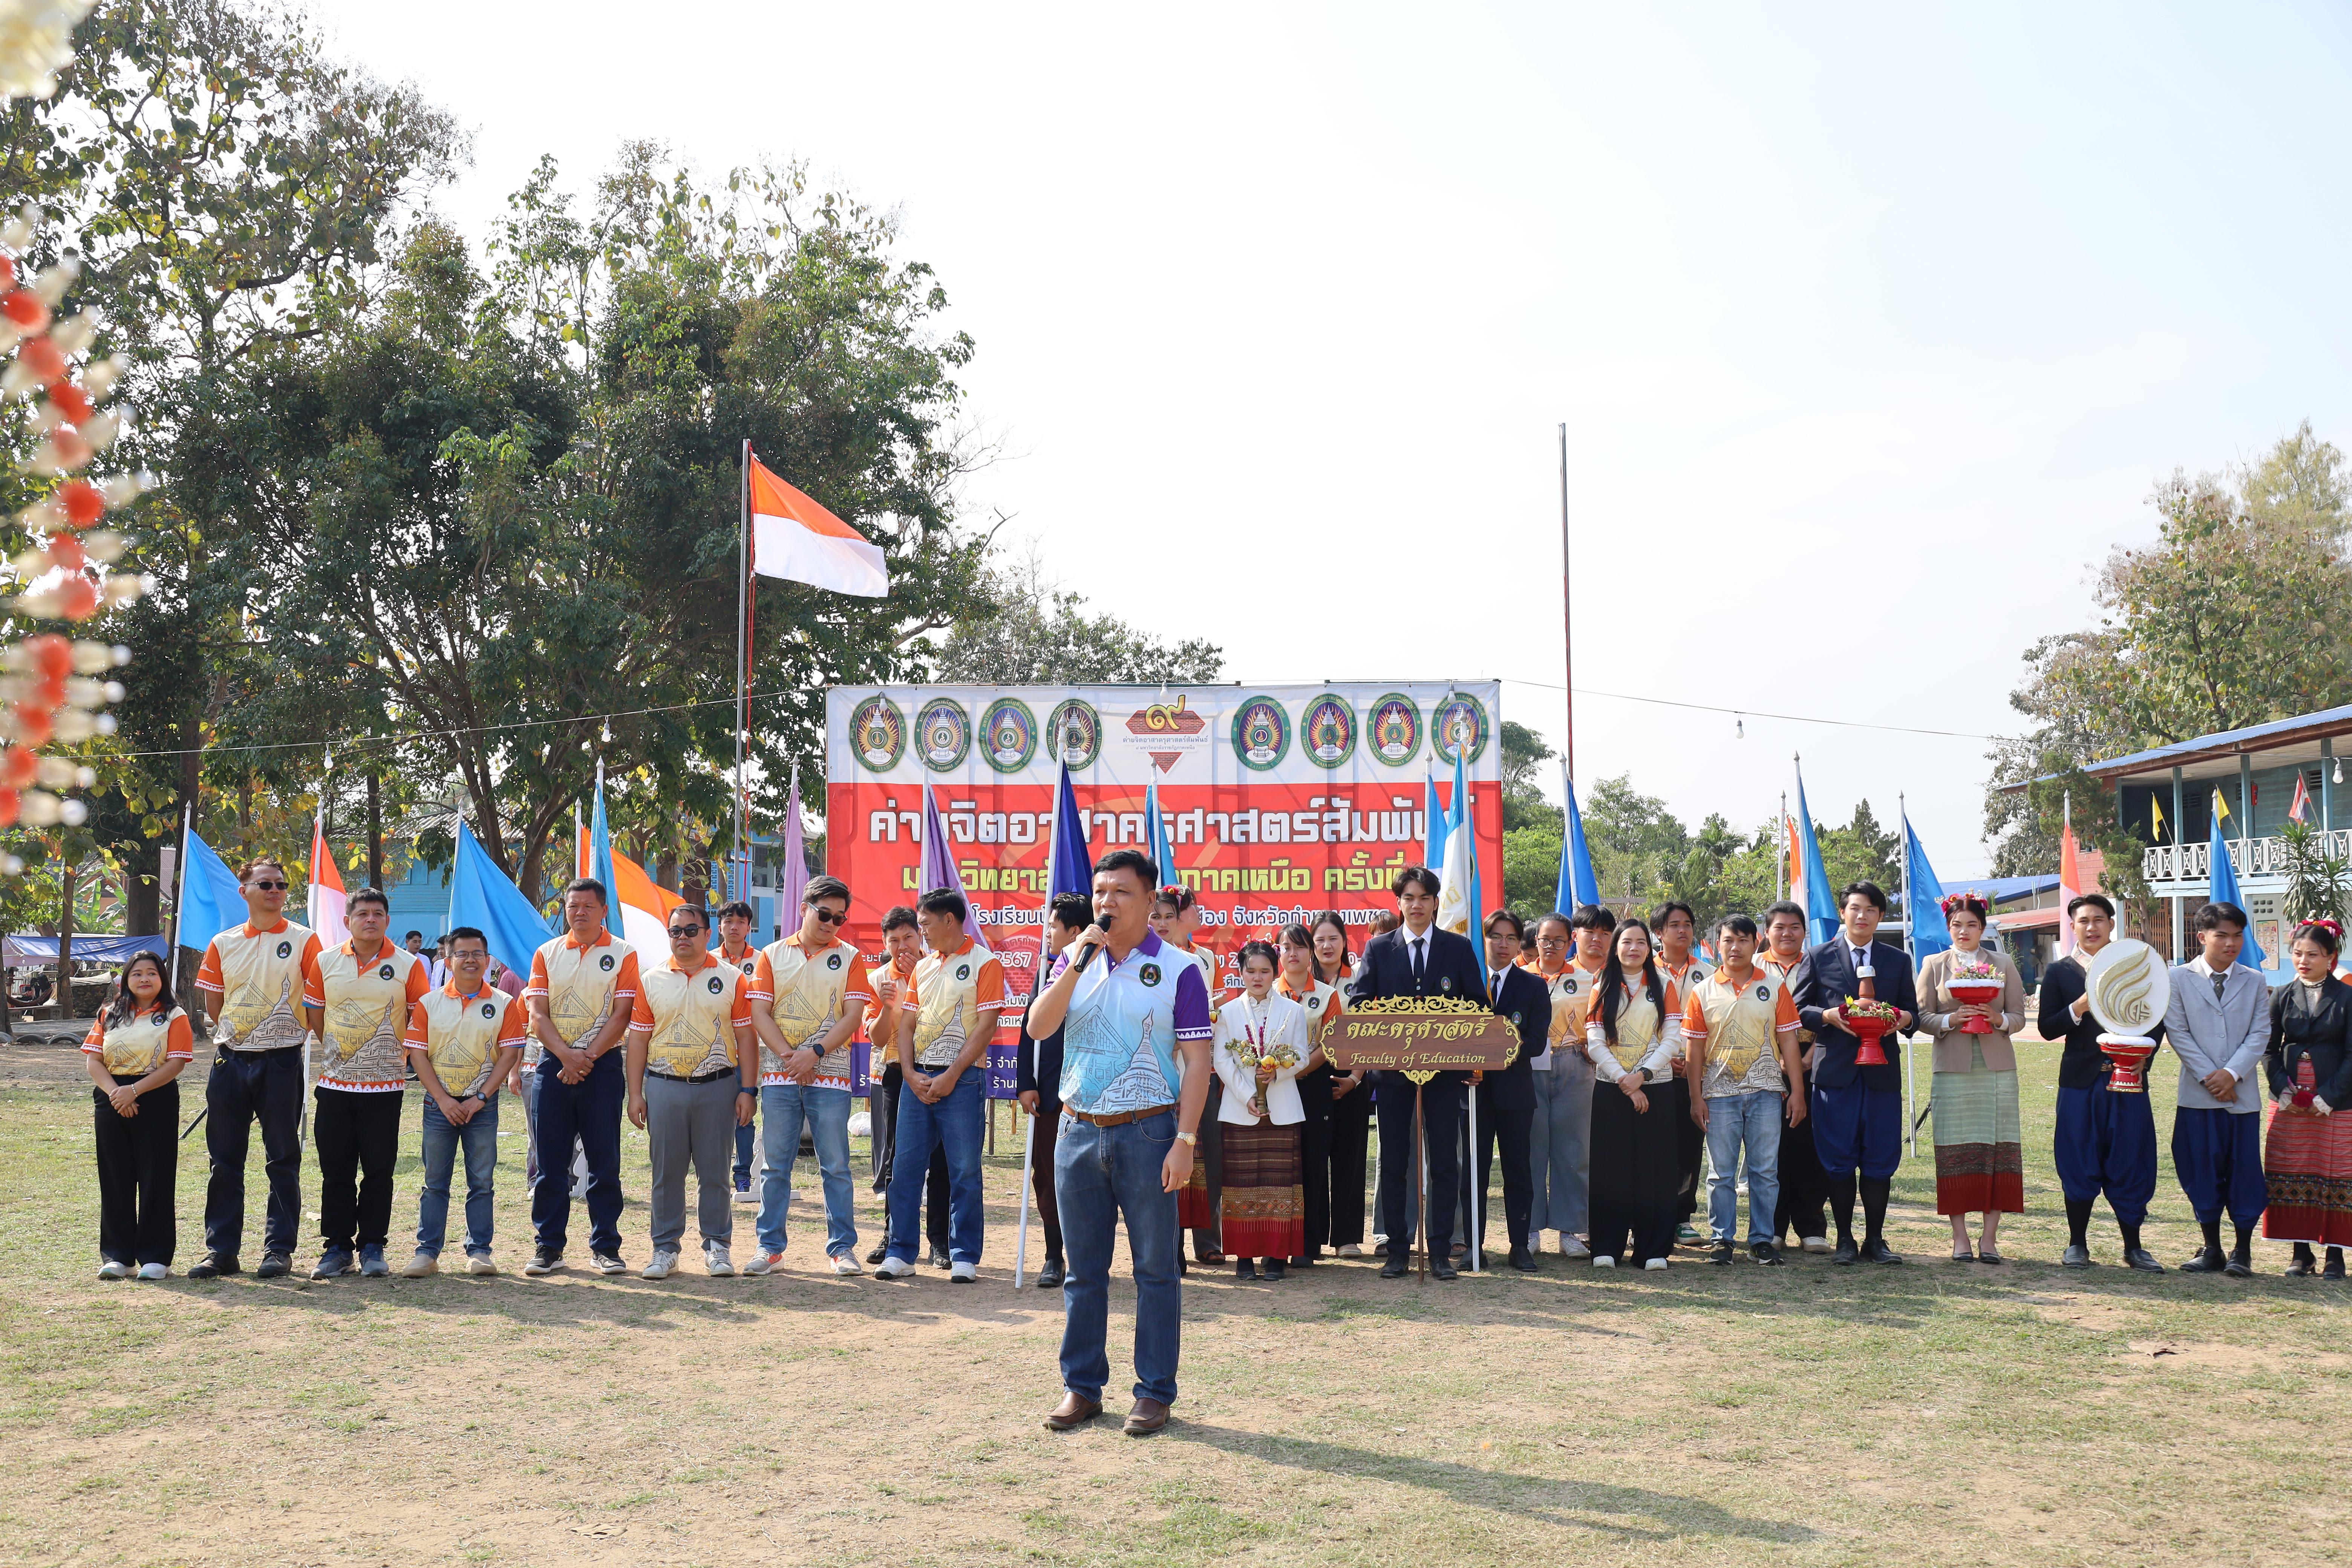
[1053,929,1212,1116]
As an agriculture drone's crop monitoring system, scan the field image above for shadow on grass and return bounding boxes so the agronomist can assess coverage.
[1167,1422,1816,1544]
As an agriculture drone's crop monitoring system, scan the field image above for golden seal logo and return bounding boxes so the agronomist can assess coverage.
[1230,695,1291,772]
[849,694,907,773]
[1367,694,1422,767]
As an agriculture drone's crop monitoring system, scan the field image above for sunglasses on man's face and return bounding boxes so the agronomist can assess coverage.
[667,925,706,939]
[810,906,848,924]
[248,880,288,892]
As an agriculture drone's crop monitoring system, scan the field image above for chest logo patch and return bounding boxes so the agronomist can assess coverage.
[1439,976,1454,993]
[600,954,615,971]
[828,952,842,970]
[276,940,292,959]
[378,964,395,981]
[1756,985,1771,1001]
[956,963,970,981]
[708,975,725,995]
[1139,963,1162,986]
[481,1003,497,1019]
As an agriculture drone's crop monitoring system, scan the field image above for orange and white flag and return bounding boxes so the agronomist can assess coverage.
[749,456,887,597]
[576,822,685,952]
[307,815,348,948]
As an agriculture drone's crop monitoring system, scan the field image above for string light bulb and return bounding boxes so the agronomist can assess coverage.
[2335,757,2343,786]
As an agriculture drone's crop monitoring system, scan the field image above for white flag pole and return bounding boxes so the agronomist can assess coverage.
[1467,1078,1481,1272]
[1012,1111,1035,1291]
[1901,793,1916,1158]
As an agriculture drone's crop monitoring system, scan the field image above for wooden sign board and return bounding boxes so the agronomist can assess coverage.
[1328,1001,1516,1080]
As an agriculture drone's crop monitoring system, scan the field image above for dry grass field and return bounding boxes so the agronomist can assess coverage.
[2,1035,2347,1568]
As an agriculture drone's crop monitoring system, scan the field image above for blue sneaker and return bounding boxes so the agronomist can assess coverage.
[311,1248,355,1280]
[358,1244,390,1277]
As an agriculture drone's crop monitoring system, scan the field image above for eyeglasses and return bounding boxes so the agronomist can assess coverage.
[809,907,848,924]
[666,925,706,938]
[248,880,288,892]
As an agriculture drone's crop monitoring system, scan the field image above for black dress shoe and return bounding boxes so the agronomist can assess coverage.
[2179,1246,2227,1273]
[1832,1239,1860,1266]
[2326,1252,2346,1280]
[2123,1246,2166,1273]
[1509,1246,1537,1272]
[1036,1258,1065,1289]
[1260,1260,1285,1281]
[1861,1237,1903,1265]
[187,1252,237,1280]
[255,1251,292,1279]
[1430,1260,1459,1280]
[1380,1257,1410,1279]
[2223,1251,2254,1278]
[2286,1254,2316,1277]
[1288,1253,1317,1268]
[1234,1258,1260,1281]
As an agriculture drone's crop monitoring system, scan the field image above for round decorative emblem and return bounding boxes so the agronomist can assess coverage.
[708,974,725,994]
[599,954,616,971]
[848,693,907,773]
[1559,975,1580,995]
[1366,693,1423,767]
[914,697,971,772]
[378,963,395,981]
[1432,691,1491,766]
[955,962,971,982]
[1439,975,1455,993]
[481,1003,497,1019]
[276,940,292,959]
[827,952,842,970]
[1756,985,1770,1001]
[1300,693,1356,770]
[979,696,1039,774]
[1139,962,1162,986]
[1230,695,1291,772]
[1046,699,1102,770]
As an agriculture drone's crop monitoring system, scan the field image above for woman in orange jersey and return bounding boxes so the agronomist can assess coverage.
[84,952,193,1279]
[1311,910,1375,1256]
[1279,922,1344,1267]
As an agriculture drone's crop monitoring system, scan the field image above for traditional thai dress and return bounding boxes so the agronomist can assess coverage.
[1918,946,2027,1216]
[2263,974,2352,1247]
[1212,991,1310,1262]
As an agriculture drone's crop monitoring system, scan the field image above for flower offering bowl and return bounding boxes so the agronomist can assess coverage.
[2095,1034,2157,1094]
[1946,977,2003,1034]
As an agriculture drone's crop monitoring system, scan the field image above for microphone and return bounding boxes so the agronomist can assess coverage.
[1073,931,1107,973]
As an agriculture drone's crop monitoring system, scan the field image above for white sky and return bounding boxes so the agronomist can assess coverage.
[307,2,2352,877]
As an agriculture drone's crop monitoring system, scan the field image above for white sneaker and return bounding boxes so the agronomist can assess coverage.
[830,1252,863,1277]
[1644,1257,1669,1271]
[1337,1242,1365,1258]
[466,1253,498,1276]
[401,1251,438,1278]
[136,1262,168,1281]
[704,1243,735,1277]
[1561,1236,1592,1259]
[1802,1236,1833,1254]
[743,1251,782,1276]
[641,1249,680,1280]
[950,1260,977,1283]
[1592,1255,1615,1268]
[874,1255,916,1280]
[97,1260,128,1280]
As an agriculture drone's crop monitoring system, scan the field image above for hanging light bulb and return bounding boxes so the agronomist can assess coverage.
[1735,714,1745,740]
[2334,756,2343,786]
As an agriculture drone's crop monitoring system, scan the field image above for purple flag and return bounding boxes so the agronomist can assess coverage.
[776,766,810,919]
[916,784,990,951]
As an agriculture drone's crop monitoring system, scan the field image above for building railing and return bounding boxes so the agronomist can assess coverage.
[2144,830,2352,883]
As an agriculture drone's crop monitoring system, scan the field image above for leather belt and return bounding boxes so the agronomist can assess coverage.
[1066,1104,1173,1127]
[649,1067,738,1085]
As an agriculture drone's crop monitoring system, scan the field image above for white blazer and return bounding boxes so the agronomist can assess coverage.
[1213,991,1309,1125]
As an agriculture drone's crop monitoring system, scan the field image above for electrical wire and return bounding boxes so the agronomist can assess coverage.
[1498,676,1997,741]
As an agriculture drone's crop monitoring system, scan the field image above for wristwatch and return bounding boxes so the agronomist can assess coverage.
[1176,1129,1197,1146]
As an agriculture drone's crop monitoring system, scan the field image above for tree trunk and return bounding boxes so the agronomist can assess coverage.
[55,852,76,1020]
[366,767,383,892]
[124,834,160,938]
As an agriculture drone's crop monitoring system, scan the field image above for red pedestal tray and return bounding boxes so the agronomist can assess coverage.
[2096,1035,2157,1093]
[1946,976,2003,1033]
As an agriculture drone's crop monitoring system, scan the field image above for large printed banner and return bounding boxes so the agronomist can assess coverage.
[824,682,1505,1003]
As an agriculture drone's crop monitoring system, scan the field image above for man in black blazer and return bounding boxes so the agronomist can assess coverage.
[1016,893,1092,1291]
[2037,893,2165,1272]
[1347,865,1489,1280]
[1789,881,1918,1265]
[1464,909,1550,1271]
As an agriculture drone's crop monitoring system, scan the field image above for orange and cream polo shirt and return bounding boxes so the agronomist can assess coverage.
[899,939,1006,1072]
[196,919,321,1053]
[749,934,871,1089]
[404,981,529,1098]
[303,941,432,1092]
[1682,966,1802,1099]
[83,1003,194,1080]
[629,956,754,1079]
[1536,959,1608,1072]
[1276,975,1344,1054]
[524,929,643,1056]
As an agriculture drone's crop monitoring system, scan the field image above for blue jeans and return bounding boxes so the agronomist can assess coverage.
[1055,1108,1182,1406]
[417,1096,501,1257]
[1704,1090,1783,1246]
[884,1068,985,1265]
[758,1082,857,1257]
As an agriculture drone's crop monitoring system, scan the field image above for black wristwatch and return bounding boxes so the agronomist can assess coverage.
[737,1087,756,1097]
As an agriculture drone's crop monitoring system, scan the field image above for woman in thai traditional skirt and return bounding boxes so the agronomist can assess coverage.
[2265,919,2352,1278]
[1213,941,1310,1280]
[1585,919,1683,1270]
[1277,922,1343,1268]
[1915,891,2028,1262]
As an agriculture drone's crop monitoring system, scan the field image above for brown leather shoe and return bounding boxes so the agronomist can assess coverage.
[1123,1397,1170,1436]
[1043,1392,1102,1431]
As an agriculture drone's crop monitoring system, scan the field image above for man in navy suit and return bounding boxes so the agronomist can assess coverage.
[1347,866,1489,1280]
[1790,881,1918,1265]
[1465,909,1551,1271]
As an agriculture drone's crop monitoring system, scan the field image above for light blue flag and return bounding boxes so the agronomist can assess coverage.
[2208,794,2266,969]
[1794,765,1840,948]
[1904,819,1951,960]
[447,820,556,980]
[1144,779,1178,892]
[1555,767,1599,914]
[1425,771,1448,873]
[586,772,619,920]
[175,828,248,954]
[1437,740,1482,937]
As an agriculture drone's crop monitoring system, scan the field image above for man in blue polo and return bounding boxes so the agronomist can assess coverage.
[1022,848,1213,1438]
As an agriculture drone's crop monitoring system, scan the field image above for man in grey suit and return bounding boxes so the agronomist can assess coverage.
[2162,900,2272,1277]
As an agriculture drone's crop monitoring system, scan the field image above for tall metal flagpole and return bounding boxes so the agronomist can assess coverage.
[1558,422,1574,780]
[1900,793,1916,1155]
[736,439,751,900]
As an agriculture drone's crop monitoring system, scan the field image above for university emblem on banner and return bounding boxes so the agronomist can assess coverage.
[1302,693,1356,769]
[1367,693,1422,767]
[848,694,907,773]
[980,697,1038,773]
[914,697,971,772]
[1231,695,1291,772]
[1433,692,1490,765]
[1047,699,1102,769]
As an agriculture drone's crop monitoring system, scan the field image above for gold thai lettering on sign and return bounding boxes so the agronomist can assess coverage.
[1328,998,1515,1081]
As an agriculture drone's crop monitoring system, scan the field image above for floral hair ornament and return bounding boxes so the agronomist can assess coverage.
[2302,917,2344,941]
[1938,890,1991,920]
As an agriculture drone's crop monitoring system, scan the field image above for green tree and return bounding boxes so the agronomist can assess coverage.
[1581,773,1689,916]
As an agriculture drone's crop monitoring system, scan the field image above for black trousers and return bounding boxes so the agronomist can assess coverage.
[1465,1082,1536,1252]
[202,1046,305,1258]
[1590,1080,1678,1265]
[1328,1076,1374,1245]
[94,1078,179,1266]
[1775,1064,1829,1242]
[1192,1078,1226,1257]
[1672,1076,1705,1223]
[1295,1066,1334,1258]
[1032,1093,1064,1259]
[1375,1072,1464,1258]
[313,1087,405,1253]
[875,1066,948,1250]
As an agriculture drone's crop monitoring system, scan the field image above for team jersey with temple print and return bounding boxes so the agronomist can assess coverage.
[1276,975,1344,1052]
[631,957,753,1078]
[524,930,642,1053]
[1682,967,1802,1097]
[196,920,321,1053]
[82,1004,194,1078]
[750,935,871,1087]
[1539,960,1608,1069]
[404,983,528,1098]
[900,939,1006,1070]
[304,942,432,1091]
